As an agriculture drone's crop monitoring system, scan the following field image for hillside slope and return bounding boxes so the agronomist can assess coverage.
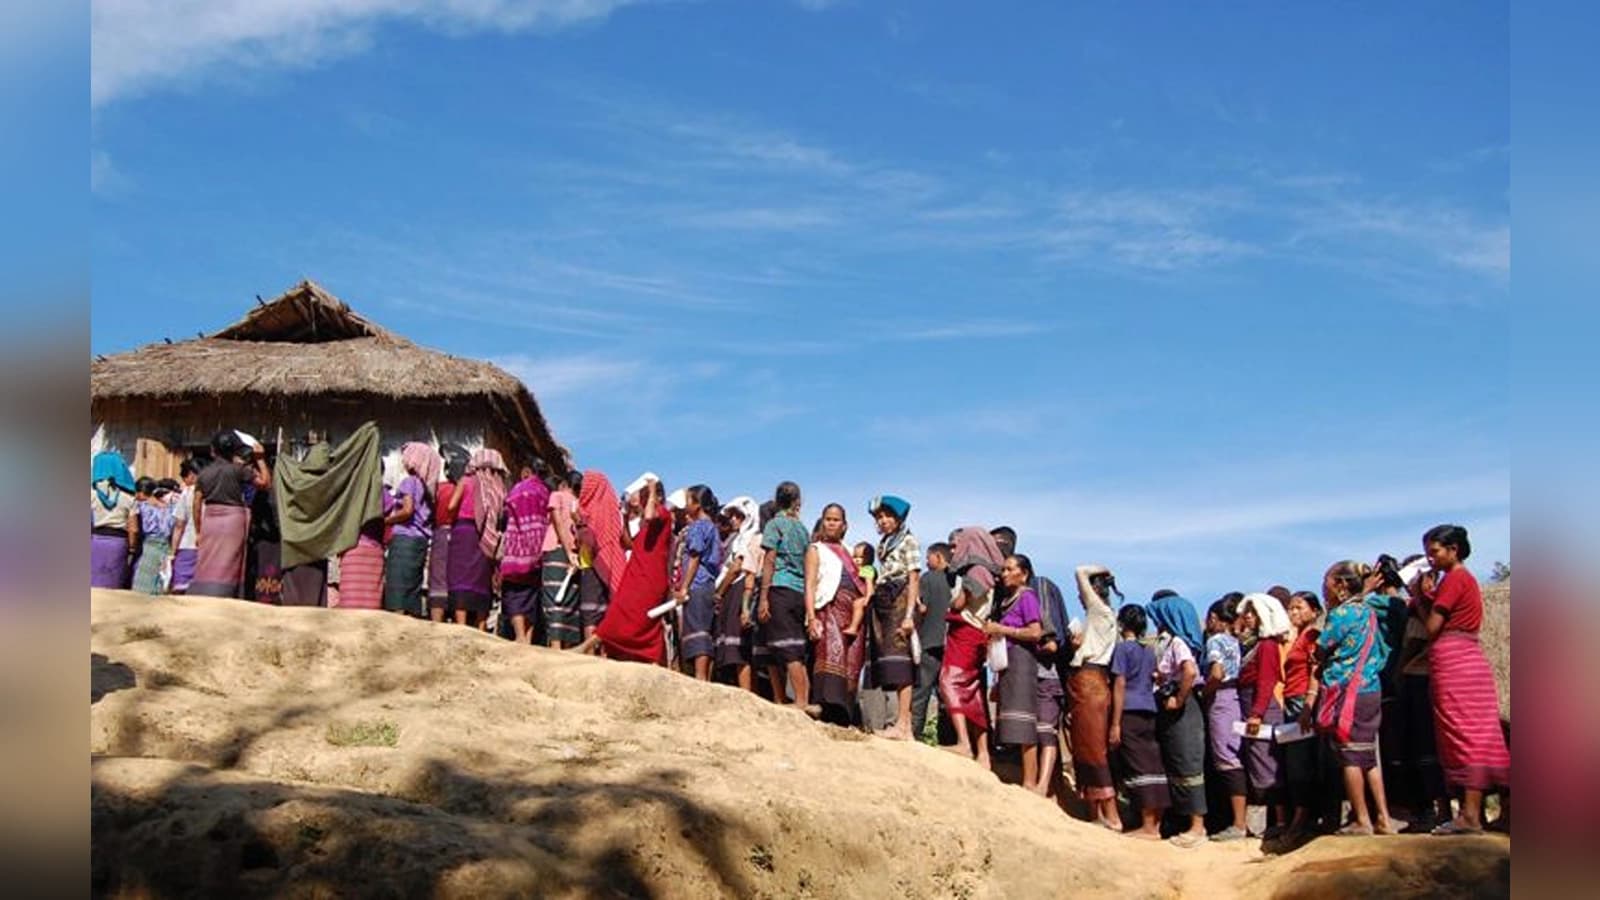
[90,591,1509,899]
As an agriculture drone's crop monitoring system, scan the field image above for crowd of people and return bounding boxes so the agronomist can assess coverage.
[90,430,1511,849]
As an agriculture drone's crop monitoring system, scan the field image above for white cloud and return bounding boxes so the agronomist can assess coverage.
[91,149,133,197]
[493,353,642,401]
[677,207,839,231]
[91,0,646,107]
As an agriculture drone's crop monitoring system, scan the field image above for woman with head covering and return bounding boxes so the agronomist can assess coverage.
[1316,560,1402,835]
[427,443,470,620]
[498,462,552,642]
[672,485,724,681]
[867,494,922,739]
[941,526,1001,768]
[1237,592,1293,839]
[1201,595,1248,839]
[577,469,625,641]
[805,503,869,723]
[190,430,270,598]
[540,470,582,648]
[1069,563,1122,829]
[442,448,507,627]
[759,482,814,712]
[713,496,761,691]
[381,442,440,618]
[1137,581,1208,847]
[129,477,176,594]
[1416,524,1509,835]
[582,479,673,664]
[985,554,1046,786]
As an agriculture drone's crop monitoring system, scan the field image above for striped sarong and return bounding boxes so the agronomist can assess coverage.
[1120,710,1171,811]
[131,535,170,595]
[869,578,915,688]
[382,534,428,615]
[680,579,716,661]
[1068,665,1116,801]
[996,642,1040,745]
[1239,686,1286,803]
[337,537,384,610]
[541,548,580,646]
[939,620,989,728]
[190,504,248,597]
[1158,693,1208,817]
[1430,631,1510,790]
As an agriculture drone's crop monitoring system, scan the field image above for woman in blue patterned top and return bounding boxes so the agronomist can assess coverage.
[1316,560,1403,836]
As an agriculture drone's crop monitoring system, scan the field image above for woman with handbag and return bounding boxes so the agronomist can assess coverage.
[984,555,1045,790]
[1314,560,1403,835]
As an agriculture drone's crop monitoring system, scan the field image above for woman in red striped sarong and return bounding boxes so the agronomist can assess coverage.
[1418,524,1509,835]
[938,526,1003,770]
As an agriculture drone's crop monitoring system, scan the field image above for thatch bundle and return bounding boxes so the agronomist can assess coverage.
[90,280,569,473]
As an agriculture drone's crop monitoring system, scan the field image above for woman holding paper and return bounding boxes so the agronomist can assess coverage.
[583,479,673,664]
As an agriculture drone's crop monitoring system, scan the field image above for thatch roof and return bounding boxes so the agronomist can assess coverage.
[91,280,569,469]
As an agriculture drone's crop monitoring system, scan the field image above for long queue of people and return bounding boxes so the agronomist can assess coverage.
[90,433,1509,849]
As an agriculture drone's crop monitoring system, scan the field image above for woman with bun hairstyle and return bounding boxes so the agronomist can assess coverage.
[1417,524,1510,834]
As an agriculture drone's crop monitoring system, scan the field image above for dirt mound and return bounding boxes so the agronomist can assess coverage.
[90,591,1509,898]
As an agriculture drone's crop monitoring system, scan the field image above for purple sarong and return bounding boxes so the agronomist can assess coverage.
[91,532,128,588]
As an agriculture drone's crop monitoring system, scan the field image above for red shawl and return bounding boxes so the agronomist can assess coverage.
[579,470,625,597]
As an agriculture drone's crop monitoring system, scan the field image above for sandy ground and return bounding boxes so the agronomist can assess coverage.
[90,590,1509,899]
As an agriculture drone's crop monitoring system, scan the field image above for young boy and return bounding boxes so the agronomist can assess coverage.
[1109,604,1168,838]
[843,542,877,637]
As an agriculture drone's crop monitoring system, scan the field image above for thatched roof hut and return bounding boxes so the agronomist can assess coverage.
[91,280,569,476]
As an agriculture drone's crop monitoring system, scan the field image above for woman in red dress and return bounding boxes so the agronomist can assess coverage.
[581,480,673,665]
[1418,523,1510,834]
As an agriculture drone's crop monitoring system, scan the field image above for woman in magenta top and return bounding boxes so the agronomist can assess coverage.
[1418,524,1509,834]
[985,555,1045,790]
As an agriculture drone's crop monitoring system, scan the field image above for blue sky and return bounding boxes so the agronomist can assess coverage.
[91,1,1509,601]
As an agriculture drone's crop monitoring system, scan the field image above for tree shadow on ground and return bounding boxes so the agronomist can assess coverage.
[92,757,761,899]
[92,654,138,704]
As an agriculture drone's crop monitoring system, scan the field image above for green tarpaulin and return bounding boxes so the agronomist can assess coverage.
[275,422,384,570]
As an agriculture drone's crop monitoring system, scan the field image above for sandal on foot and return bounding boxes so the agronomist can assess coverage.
[1210,826,1248,842]
[1375,819,1407,836]
[1431,820,1483,836]
[1336,823,1374,836]
[1169,832,1205,849]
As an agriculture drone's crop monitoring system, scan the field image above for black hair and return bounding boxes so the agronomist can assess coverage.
[774,480,801,511]
[565,470,583,494]
[1010,553,1036,581]
[441,443,470,482]
[1400,553,1424,566]
[1290,590,1323,613]
[1090,571,1123,603]
[990,526,1018,555]
[530,457,551,478]
[926,542,952,561]
[1151,588,1178,601]
[211,430,244,461]
[135,476,157,496]
[758,500,777,530]
[854,541,876,565]
[1118,604,1148,637]
[156,478,181,494]
[725,504,747,523]
[687,484,719,517]
[179,459,200,478]
[1326,561,1369,601]
[1423,523,1471,560]
[543,474,563,491]
[1208,597,1239,623]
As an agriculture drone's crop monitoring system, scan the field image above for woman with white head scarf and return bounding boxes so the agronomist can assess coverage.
[713,496,761,691]
[1236,591,1292,838]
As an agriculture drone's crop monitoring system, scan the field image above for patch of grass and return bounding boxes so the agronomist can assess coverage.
[123,624,165,643]
[823,725,868,742]
[324,720,399,748]
[144,669,223,695]
[747,844,775,872]
[621,695,660,721]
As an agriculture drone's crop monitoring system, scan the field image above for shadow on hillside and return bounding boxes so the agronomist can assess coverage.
[92,653,138,704]
[91,757,760,899]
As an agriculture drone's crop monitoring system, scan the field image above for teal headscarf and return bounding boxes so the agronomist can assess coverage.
[92,451,135,510]
[1146,591,1206,655]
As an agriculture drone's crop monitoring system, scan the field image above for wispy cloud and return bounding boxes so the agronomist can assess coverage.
[893,321,1051,341]
[91,0,649,107]
[91,149,132,197]
[676,206,839,231]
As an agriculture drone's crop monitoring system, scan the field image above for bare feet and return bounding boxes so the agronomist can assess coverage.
[877,725,911,741]
[1375,817,1406,836]
[1130,828,1161,841]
